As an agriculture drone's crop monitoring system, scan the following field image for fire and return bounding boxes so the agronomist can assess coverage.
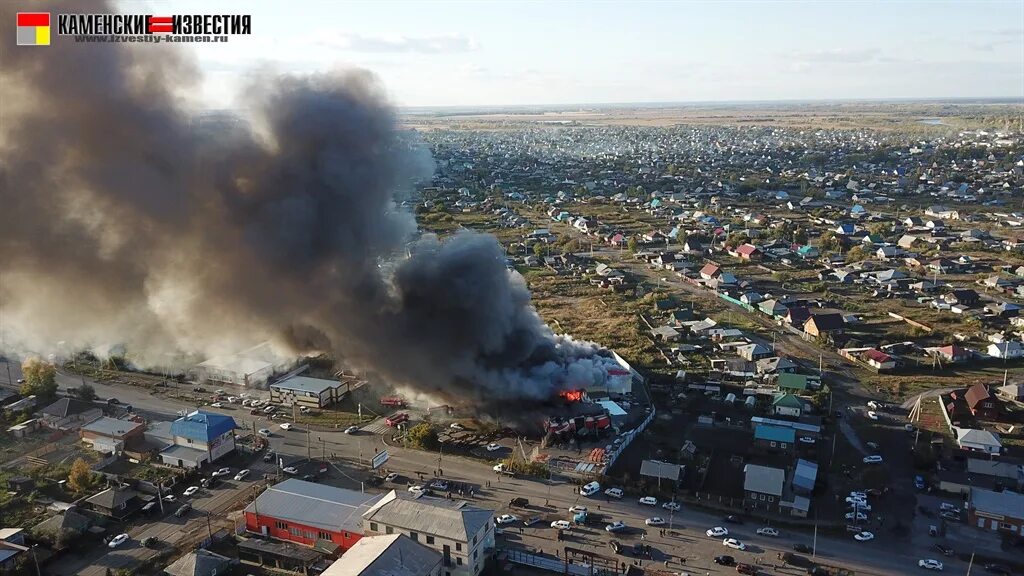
[559,389,584,402]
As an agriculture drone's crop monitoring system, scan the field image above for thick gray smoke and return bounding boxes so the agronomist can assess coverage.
[0,0,611,412]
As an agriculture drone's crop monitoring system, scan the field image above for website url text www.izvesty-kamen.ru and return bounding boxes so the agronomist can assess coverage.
[73,35,228,43]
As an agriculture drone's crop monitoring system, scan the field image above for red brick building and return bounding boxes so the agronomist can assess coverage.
[244,479,384,552]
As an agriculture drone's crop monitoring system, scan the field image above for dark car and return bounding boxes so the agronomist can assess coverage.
[302,474,318,482]
[107,397,120,405]
[201,477,218,489]
[609,540,622,554]
[509,497,529,508]
[807,567,829,576]
[174,503,192,518]
[713,555,736,566]
[141,536,158,548]
[724,515,744,524]
[983,564,1011,575]
[736,564,758,575]
[933,543,954,557]
[263,451,274,463]
[793,543,813,553]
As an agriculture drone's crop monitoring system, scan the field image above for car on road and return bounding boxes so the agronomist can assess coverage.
[108,534,129,548]
[706,527,728,537]
[523,516,542,527]
[212,467,231,477]
[863,455,884,464]
[756,527,779,537]
[933,544,954,557]
[849,491,868,499]
[849,502,872,512]
[141,536,158,548]
[918,559,944,571]
[345,425,360,434]
[384,473,400,482]
[163,495,177,503]
[263,405,276,414]
[183,486,199,497]
[263,451,275,463]
[580,481,601,496]
[485,443,502,452]
[736,564,759,575]
[645,517,664,526]
[845,512,868,522]
[279,422,293,430]
[551,520,571,530]
[662,501,680,511]
[939,511,961,522]
[430,480,449,490]
[846,496,867,505]
[234,469,250,481]
[723,515,743,524]
[866,411,879,420]
[939,503,959,512]
[638,496,657,506]
[792,544,813,553]
[605,521,626,533]
[854,531,874,542]
[509,497,529,508]
[722,538,746,551]
[282,466,299,475]
[604,487,624,499]
[407,485,427,495]
[915,475,926,490]
[16,379,24,384]
[258,428,271,437]
[983,564,1011,575]
[210,402,224,408]
[568,505,587,513]
[713,555,735,566]
[174,503,192,518]
[609,540,623,554]
[495,514,518,525]
[142,501,158,513]
[449,422,465,430]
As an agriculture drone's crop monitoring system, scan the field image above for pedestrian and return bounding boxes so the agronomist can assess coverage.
[664,560,669,568]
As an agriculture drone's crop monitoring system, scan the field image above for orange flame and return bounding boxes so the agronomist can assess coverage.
[559,389,584,402]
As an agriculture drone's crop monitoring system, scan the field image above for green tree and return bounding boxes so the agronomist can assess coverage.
[532,242,545,259]
[406,423,438,450]
[73,383,97,402]
[68,458,94,493]
[20,358,58,400]
[627,237,639,253]
[845,245,869,262]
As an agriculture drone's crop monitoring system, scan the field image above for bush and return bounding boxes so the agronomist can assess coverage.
[406,423,438,450]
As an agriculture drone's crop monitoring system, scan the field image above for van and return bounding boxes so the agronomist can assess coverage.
[604,487,624,498]
[580,481,601,496]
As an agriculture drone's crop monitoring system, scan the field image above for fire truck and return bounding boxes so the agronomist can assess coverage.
[385,413,409,427]
[380,396,406,408]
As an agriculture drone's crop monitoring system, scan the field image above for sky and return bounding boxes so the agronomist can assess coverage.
[130,0,1024,108]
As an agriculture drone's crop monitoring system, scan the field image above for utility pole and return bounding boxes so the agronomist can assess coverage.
[306,429,311,461]
[30,545,40,576]
[157,483,165,514]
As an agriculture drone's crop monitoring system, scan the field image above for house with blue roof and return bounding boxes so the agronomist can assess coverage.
[754,424,795,453]
[160,410,238,469]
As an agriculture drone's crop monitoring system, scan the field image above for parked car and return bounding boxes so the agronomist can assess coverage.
[713,555,735,566]
[983,564,1011,575]
[845,512,868,522]
[662,501,680,511]
[485,443,502,452]
[408,485,427,495]
[108,534,129,548]
[141,536,158,548]
[234,469,250,481]
[604,487,624,499]
[933,544,954,557]
[722,538,746,551]
[509,497,529,508]
[724,515,743,524]
[756,527,779,537]
[706,527,729,537]
[863,455,884,464]
[212,467,231,477]
[939,503,960,513]
[940,511,961,522]
[645,517,665,526]
[580,481,601,496]
[183,486,199,497]
[638,496,657,506]
[798,436,816,444]
[141,501,158,513]
[736,564,759,575]
[282,466,299,475]
[605,521,626,533]
[915,476,927,490]
[258,428,272,437]
[523,516,542,527]
[175,503,192,518]
[279,422,293,430]
[918,559,944,571]
[495,514,518,525]
[854,531,874,542]
[792,543,813,553]
[430,480,449,491]
[609,540,623,554]
[551,520,571,530]
[263,451,275,463]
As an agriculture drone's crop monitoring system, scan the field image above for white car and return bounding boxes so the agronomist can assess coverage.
[723,538,746,550]
[580,481,601,496]
[605,521,626,533]
[408,485,426,495]
[486,443,502,452]
[918,559,944,571]
[279,423,293,430]
[282,466,299,475]
[108,533,130,548]
[551,520,571,530]
[211,402,223,408]
[384,473,399,482]
[163,495,177,503]
[854,531,874,542]
[845,512,868,521]
[866,411,879,420]
[234,469,250,481]
[212,467,231,477]
[662,501,681,511]
[241,399,251,406]
[849,491,868,500]
[706,527,729,537]
[183,486,199,497]
[568,505,588,513]
[249,400,262,407]
[496,514,518,525]
[846,496,868,505]
[493,463,508,473]
[345,426,360,434]
[638,496,657,506]
[258,428,271,437]
[227,396,238,403]
[450,423,465,430]
[756,527,779,537]
[604,488,623,499]
[645,517,665,526]
[849,502,872,512]
[863,455,884,464]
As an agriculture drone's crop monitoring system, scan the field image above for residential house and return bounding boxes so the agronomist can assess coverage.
[792,459,818,496]
[783,307,812,328]
[777,373,810,393]
[650,326,681,342]
[964,384,1003,420]
[734,244,761,260]
[164,549,233,576]
[753,425,795,453]
[954,427,1003,455]
[861,349,896,372]
[737,343,772,361]
[271,376,347,409]
[803,313,845,338]
[945,289,980,307]
[0,529,27,573]
[743,464,785,506]
[85,486,144,520]
[756,357,798,375]
[758,299,786,318]
[80,417,145,454]
[698,264,721,281]
[245,479,384,552]
[935,344,971,364]
[38,398,102,431]
[772,393,805,417]
[967,487,1024,535]
[160,410,237,469]
[988,341,1024,360]
[362,490,495,576]
[997,383,1024,403]
[321,534,443,576]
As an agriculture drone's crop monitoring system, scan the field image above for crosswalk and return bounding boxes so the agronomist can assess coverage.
[360,418,391,434]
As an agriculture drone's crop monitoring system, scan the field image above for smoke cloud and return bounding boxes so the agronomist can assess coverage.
[0,0,612,413]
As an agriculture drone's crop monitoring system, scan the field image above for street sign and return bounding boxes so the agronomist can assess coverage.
[371,450,389,470]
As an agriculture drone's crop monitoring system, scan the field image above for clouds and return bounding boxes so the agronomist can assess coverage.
[316,32,479,54]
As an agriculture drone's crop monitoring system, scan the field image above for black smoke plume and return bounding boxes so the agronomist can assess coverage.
[0,0,614,413]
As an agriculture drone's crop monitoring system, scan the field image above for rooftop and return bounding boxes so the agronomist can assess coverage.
[362,490,494,543]
[81,417,144,438]
[171,410,237,442]
[970,487,1024,519]
[743,464,785,497]
[321,534,441,576]
[245,479,384,534]
[271,375,342,395]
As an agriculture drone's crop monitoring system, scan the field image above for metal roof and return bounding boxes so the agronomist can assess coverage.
[271,376,341,395]
[793,459,818,492]
[321,534,441,576]
[971,487,1024,519]
[754,425,795,443]
[743,464,785,497]
[171,410,237,442]
[639,460,682,481]
[362,491,493,543]
[160,444,208,462]
[82,417,143,438]
[245,479,384,534]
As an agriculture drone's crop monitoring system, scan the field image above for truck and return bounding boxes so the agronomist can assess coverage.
[381,396,406,408]
[385,413,409,427]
